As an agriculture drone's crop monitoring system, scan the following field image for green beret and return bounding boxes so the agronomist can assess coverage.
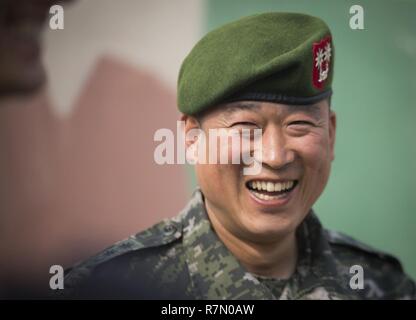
[177,12,334,115]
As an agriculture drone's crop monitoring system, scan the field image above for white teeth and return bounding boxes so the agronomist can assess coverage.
[252,191,277,201]
[248,180,295,193]
[274,183,281,192]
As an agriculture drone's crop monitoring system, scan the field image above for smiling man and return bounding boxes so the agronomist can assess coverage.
[185,98,335,282]
[63,12,415,300]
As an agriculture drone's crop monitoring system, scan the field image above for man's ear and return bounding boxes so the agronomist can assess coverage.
[329,110,336,161]
[181,114,201,149]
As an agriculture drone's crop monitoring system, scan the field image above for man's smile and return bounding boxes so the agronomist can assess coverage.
[245,179,299,206]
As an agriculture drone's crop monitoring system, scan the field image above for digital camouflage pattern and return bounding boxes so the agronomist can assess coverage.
[62,189,416,300]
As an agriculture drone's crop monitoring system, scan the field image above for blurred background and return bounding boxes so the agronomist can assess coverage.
[0,0,415,298]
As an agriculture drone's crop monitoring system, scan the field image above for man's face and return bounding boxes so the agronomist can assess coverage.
[187,99,336,244]
[0,0,69,95]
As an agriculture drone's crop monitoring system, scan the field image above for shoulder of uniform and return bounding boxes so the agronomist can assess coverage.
[133,215,183,248]
[324,229,416,299]
[324,229,403,270]
[63,216,183,288]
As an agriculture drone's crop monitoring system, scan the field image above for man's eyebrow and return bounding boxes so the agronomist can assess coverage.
[288,104,323,119]
[222,102,261,118]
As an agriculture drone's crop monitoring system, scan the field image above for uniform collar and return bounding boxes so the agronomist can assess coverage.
[284,213,356,299]
[179,189,272,299]
[180,188,356,300]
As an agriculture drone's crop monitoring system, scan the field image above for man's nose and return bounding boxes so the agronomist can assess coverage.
[259,127,295,170]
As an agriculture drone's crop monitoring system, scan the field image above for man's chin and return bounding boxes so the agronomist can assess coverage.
[240,215,298,242]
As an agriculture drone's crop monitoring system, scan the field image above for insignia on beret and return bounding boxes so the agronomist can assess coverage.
[312,36,332,89]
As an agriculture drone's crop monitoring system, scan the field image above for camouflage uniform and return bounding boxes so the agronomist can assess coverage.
[62,189,415,300]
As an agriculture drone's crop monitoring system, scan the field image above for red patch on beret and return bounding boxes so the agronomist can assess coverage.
[312,36,332,90]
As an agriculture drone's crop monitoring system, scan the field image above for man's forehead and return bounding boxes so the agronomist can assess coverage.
[221,101,325,118]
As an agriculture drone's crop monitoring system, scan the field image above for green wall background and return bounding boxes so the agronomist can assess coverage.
[187,0,416,279]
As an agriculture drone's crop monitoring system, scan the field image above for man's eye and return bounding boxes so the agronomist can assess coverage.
[231,122,257,127]
[289,120,315,126]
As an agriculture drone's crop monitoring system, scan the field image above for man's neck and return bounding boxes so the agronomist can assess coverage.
[205,204,298,279]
